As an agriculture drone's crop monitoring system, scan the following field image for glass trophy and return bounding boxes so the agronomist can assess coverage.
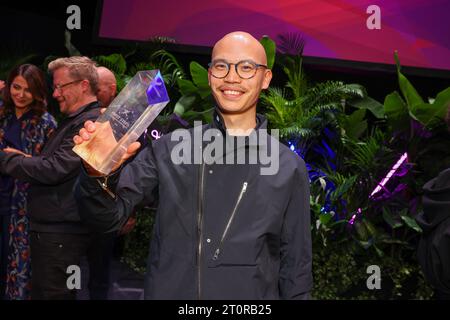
[73,70,169,175]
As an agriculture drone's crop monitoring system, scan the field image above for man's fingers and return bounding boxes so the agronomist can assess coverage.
[79,128,91,141]
[128,141,141,154]
[85,120,96,132]
[73,135,83,145]
[121,142,141,163]
[100,108,107,114]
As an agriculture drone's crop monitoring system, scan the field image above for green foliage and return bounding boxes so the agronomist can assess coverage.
[340,109,367,140]
[384,51,450,132]
[384,91,409,131]
[189,62,210,98]
[151,49,186,87]
[348,96,385,119]
[172,61,213,124]
[259,35,276,69]
[95,53,127,76]
[121,207,155,275]
[313,222,431,298]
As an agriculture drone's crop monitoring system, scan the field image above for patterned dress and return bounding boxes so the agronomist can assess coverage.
[0,109,57,300]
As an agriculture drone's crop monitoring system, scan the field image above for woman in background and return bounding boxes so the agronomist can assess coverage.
[0,64,57,300]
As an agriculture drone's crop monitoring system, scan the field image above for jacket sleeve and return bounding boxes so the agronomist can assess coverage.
[279,158,313,300]
[75,143,159,233]
[0,125,83,185]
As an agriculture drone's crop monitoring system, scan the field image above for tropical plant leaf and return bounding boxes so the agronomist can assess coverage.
[151,49,185,79]
[261,87,290,125]
[410,87,450,128]
[127,62,154,76]
[400,213,423,233]
[190,62,210,98]
[373,244,384,257]
[94,53,127,75]
[259,35,276,69]
[383,91,410,130]
[382,208,403,229]
[276,33,305,56]
[341,109,367,140]
[330,175,357,201]
[304,81,363,108]
[280,126,314,139]
[174,95,196,116]
[177,78,198,96]
[182,108,214,123]
[282,56,305,100]
[319,213,333,226]
[342,84,367,98]
[348,96,384,119]
[394,51,424,109]
[347,137,381,170]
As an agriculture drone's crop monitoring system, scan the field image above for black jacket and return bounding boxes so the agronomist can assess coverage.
[0,101,101,233]
[75,112,313,299]
[416,168,450,299]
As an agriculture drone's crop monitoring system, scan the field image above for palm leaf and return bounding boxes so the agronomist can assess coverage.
[151,49,185,80]
[277,33,306,56]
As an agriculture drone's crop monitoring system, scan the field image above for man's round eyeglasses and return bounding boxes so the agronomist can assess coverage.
[208,60,268,79]
[52,79,83,92]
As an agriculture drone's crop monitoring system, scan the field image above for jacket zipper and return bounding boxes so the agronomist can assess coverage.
[97,176,116,199]
[213,181,248,261]
[197,162,205,300]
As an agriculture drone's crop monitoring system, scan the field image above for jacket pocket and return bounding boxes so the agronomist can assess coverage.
[207,242,257,268]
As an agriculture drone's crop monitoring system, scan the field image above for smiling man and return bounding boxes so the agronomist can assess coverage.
[0,56,101,299]
[75,32,312,300]
[208,32,272,132]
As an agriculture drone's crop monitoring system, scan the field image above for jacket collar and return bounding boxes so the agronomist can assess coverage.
[66,101,99,119]
[210,108,269,148]
[212,107,267,132]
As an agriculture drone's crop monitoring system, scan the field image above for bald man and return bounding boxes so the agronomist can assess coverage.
[74,31,312,300]
[96,66,116,107]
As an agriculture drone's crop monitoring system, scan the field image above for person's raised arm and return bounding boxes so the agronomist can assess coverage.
[74,119,157,233]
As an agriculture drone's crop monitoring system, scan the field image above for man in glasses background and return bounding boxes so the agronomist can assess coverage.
[74,31,312,300]
[0,56,101,299]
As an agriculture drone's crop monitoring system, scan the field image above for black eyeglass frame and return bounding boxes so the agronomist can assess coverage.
[52,79,84,92]
[208,60,268,79]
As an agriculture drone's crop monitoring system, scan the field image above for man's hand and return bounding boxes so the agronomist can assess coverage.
[3,147,31,157]
[73,120,141,176]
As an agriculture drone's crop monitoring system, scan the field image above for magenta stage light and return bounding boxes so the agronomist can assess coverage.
[370,152,408,198]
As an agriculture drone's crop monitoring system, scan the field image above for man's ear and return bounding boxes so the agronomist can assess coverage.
[110,83,117,96]
[262,69,272,90]
[81,79,91,93]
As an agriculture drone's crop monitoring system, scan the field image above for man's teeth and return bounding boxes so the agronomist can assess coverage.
[223,90,242,96]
